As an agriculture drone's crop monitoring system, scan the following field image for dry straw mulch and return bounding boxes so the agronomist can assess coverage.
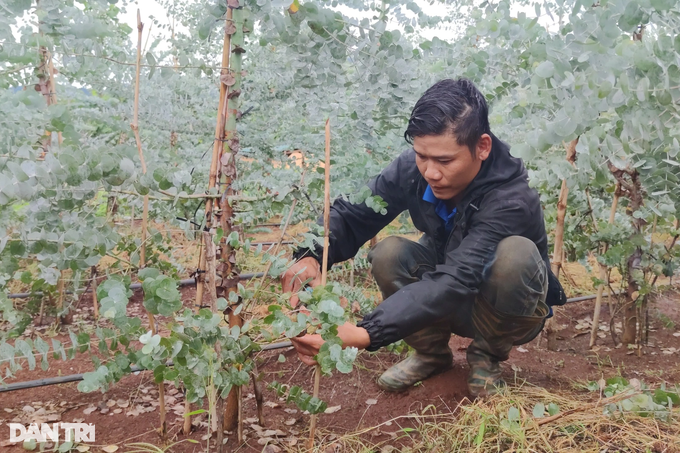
[305,384,680,453]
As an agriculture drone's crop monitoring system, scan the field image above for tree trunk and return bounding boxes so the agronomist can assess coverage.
[217,4,245,435]
[608,164,644,345]
[186,2,235,437]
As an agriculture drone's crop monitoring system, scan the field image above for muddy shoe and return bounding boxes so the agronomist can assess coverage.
[467,364,506,397]
[377,352,453,392]
[466,341,506,398]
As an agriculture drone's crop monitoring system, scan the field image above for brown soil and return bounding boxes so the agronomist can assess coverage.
[2,282,680,452]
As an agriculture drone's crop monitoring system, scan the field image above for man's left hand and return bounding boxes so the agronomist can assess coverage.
[290,334,324,366]
[290,322,371,366]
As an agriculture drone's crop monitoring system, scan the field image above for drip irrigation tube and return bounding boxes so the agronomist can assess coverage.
[0,340,293,393]
[7,273,265,300]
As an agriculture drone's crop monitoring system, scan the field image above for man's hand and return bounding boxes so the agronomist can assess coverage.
[290,333,324,366]
[281,256,322,307]
[290,322,371,366]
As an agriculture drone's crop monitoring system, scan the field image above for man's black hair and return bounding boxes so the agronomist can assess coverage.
[404,78,491,155]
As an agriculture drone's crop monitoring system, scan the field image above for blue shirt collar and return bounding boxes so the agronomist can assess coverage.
[423,185,438,204]
[423,185,457,232]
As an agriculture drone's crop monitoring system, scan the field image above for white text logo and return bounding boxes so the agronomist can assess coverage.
[9,423,96,443]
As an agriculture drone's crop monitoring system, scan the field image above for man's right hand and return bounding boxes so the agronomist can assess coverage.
[281,256,322,308]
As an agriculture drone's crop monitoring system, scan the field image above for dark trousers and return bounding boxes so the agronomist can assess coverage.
[368,235,549,353]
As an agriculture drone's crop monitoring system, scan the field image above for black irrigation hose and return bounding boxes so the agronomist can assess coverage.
[7,273,265,300]
[0,341,293,393]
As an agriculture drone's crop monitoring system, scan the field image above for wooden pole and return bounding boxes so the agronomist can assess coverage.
[131,10,166,439]
[309,119,331,450]
[589,190,619,348]
[545,138,578,351]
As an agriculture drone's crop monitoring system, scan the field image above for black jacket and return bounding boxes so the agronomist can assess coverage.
[295,133,566,351]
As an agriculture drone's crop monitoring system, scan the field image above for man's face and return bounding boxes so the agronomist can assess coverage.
[413,133,492,202]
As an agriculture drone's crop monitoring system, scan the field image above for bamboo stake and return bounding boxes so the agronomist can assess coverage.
[56,276,66,325]
[131,12,150,268]
[38,296,46,326]
[545,138,578,351]
[309,119,332,450]
[321,121,331,284]
[639,214,659,351]
[131,10,166,439]
[47,55,63,146]
[236,385,243,443]
[91,266,99,319]
[589,190,619,348]
[202,230,219,435]
[44,47,68,326]
[184,5,234,435]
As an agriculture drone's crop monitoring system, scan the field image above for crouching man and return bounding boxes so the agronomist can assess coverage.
[282,78,566,397]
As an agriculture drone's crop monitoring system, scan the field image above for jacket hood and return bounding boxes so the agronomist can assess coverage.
[456,132,528,205]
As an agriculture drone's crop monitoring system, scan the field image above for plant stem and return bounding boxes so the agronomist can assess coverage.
[309,365,322,449]
[251,365,265,426]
